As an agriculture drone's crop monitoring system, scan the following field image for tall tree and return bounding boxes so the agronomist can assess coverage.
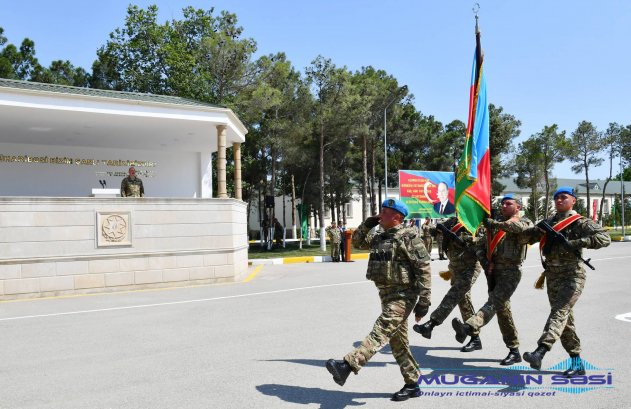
[535,124,571,218]
[305,55,352,250]
[598,123,624,221]
[513,137,545,220]
[568,121,604,219]
[488,104,521,196]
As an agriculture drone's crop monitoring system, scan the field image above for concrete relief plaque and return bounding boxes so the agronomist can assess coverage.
[96,211,132,247]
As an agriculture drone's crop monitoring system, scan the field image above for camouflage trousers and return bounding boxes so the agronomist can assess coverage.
[537,267,586,354]
[330,241,341,260]
[344,286,420,384]
[436,237,445,258]
[430,266,480,336]
[466,266,521,349]
[422,237,433,255]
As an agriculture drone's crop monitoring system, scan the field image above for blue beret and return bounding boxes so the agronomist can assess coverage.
[381,198,408,217]
[554,186,576,199]
[501,193,522,205]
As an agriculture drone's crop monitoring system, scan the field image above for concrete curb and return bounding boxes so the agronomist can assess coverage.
[248,253,369,265]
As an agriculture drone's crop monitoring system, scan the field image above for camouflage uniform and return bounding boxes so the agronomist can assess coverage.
[524,210,610,354]
[326,226,342,261]
[344,222,432,385]
[436,229,445,259]
[429,217,482,335]
[120,176,144,197]
[467,215,532,349]
[421,222,433,255]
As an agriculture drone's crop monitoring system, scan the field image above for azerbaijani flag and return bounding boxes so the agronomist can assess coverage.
[455,24,491,234]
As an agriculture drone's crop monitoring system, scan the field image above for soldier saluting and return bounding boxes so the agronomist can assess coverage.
[522,186,610,376]
[120,166,144,197]
[326,198,431,402]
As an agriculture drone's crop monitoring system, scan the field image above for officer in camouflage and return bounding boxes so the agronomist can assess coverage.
[452,194,533,366]
[413,216,483,352]
[326,198,432,402]
[325,221,342,262]
[120,167,144,197]
[522,186,610,376]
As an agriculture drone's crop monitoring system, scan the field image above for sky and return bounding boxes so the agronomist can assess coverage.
[2,0,629,180]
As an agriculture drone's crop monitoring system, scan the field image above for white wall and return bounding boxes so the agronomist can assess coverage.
[0,142,213,197]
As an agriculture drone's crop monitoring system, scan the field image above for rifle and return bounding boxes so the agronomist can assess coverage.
[537,220,595,270]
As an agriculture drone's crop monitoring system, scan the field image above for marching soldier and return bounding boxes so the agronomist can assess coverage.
[325,221,342,262]
[452,194,532,366]
[413,216,483,352]
[120,167,144,197]
[326,199,431,401]
[522,186,610,376]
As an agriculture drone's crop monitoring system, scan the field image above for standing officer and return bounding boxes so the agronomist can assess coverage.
[522,186,610,376]
[120,167,144,197]
[325,221,342,262]
[435,221,447,260]
[452,194,532,366]
[326,198,432,402]
[421,217,433,258]
[338,221,346,262]
[413,216,483,352]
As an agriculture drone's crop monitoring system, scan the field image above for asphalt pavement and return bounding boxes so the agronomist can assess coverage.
[1,243,630,409]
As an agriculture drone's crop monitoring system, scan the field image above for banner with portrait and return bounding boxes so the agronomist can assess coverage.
[399,170,456,219]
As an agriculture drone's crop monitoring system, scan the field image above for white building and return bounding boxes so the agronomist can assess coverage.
[1,78,249,300]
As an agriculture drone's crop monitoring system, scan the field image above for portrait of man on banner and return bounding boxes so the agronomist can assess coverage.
[399,170,456,219]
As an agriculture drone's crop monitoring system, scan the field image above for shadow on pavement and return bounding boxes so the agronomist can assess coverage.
[256,384,390,409]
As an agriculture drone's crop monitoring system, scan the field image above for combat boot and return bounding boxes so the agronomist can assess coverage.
[523,345,548,370]
[500,348,522,366]
[326,359,352,386]
[451,318,472,343]
[413,319,438,339]
[460,335,482,352]
[391,383,421,401]
[563,354,586,377]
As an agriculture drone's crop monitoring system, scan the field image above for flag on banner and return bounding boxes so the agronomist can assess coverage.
[455,23,491,234]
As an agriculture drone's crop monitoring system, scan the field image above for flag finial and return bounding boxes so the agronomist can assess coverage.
[472,3,480,33]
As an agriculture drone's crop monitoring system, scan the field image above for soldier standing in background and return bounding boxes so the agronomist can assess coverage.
[521,186,610,376]
[326,199,431,401]
[435,221,447,260]
[452,194,532,366]
[421,217,433,258]
[325,221,342,262]
[413,216,483,352]
[120,167,144,197]
[338,221,346,262]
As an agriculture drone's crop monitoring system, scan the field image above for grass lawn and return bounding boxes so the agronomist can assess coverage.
[607,228,630,241]
[248,241,369,259]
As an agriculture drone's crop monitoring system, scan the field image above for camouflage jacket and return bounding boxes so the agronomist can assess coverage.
[421,223,433,238]
[524,210,611,269]
[326,226,342,243]
[121,177,144,197]
[353,222,431,306]
[478,215,533,268]
[440,217,482,272]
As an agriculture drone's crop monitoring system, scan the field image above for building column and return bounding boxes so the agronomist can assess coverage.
[216,124,227,198]
[233,142,242,201]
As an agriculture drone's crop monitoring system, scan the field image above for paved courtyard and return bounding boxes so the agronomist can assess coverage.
[1,243,629,408]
